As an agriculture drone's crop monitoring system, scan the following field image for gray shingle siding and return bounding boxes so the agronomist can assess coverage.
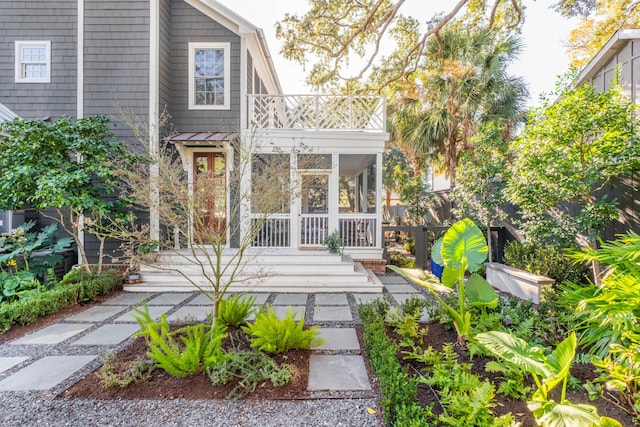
[84,0,150,147]
[169,0,241,132]
[0,0,77,119]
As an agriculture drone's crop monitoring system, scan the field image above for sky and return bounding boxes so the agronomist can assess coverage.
[217,0,577,107]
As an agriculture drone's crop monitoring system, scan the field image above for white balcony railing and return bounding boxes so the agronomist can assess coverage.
[248,94,385,132]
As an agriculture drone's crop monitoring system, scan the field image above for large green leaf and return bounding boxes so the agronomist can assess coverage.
[476,331,551,378]
[544,332,577,391]
[386,265,451,293]
[431,237,443,266]
[466,273,499,309]
[528,400,606,427]
[441,218,488,272]
[441,265,463,288]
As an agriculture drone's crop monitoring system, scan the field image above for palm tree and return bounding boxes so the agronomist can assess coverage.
[390,26,528,184]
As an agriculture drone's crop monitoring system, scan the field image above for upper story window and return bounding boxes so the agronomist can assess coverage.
[188,42,230,110]
[15,41,51,83]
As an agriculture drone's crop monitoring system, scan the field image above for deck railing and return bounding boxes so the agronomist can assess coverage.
[248,94,386,132]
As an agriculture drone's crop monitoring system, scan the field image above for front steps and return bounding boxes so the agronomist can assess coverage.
[124,247,384,293]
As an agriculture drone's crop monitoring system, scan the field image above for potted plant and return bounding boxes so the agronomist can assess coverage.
[324,230,343,254]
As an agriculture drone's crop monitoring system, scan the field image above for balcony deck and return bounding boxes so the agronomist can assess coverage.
[248,94,386,132]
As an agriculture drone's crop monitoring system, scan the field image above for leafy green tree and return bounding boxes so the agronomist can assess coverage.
[275,0,525,89]
[393,27,527,182]
[555,0,640,67]
[507,76,640,279]
[0,116,137,268]
[382,146,411,207]
[452,122,512,261]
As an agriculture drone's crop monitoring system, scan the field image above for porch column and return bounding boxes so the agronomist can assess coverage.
[328,153,339,235]
[376,152,383,249]
[289,153,299,247]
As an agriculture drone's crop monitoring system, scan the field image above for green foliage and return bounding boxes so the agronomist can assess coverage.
[476,331,622,426]
[562,231,640,419]
[503,240,591,285]
[96,351,156,388]
[0,270,40,303]
[217,293,256,328]
[386,307,428,349]
[399,175,434,225]
[387,251,414,268]
[484,360,532,399]
[359,301,432,426]
[507,77,640,247]
[207,348,295,400]
[419,344,515,426]
[323,230,343,253]
[132,305,228,377]
[0,269,122,333]
[390,218,498,348]
[242,305,323,354]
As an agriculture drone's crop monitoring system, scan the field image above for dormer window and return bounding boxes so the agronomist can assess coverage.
[188,42,230,110]
[15,41,51,83]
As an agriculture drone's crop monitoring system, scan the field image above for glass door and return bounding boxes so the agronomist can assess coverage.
[299,173,329,247]
[193,152,226,243]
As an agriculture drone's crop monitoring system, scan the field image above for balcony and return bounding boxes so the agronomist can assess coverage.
[248,94,386,132]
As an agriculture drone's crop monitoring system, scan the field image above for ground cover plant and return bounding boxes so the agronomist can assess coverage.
[66,298,322,401]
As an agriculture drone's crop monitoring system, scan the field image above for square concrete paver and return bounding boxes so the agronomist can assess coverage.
[0,357,29,373]
[0,355,97,391]
[272,294,307,306]
[146,293,193,306]
[114,305,173,323]
[352,293,386,305]
[72,324,140,346]
[391,293,426,305]
[384,284,418,293]
[315,293,348,306]
[313,328,360,351]
[12,323,92,345]
[378,275,407,284]
[66,305,126,322]
[185,293,217,306]
[270,305,305,321]
[101,293,149,306]
[313,305,353,322]
[308,355,371,391]
[166,306,213,323]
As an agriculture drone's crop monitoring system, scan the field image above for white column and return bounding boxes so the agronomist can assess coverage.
[289,152,299,248]
[376,152,383,249]
[77,0,85,264]
[328,153,339,235]
[149,0,160,242]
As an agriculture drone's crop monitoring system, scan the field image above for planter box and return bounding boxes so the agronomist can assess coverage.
[485,262,555,304]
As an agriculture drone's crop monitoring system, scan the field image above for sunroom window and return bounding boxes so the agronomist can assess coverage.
[188,42,230,110]
[15,41,51,83]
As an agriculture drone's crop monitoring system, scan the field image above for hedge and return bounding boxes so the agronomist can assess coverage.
[0,269,123,333]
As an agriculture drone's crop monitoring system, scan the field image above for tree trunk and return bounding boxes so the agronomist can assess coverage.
[589,239,602,285]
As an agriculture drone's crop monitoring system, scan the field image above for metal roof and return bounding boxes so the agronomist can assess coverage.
[165,131,238,145]
[0,103,18,124]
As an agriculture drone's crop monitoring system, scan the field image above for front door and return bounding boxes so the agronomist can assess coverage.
[193,152,226,243]
[299,173,329,247]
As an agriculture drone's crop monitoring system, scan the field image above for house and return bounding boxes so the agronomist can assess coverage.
[0,0,388,291]
[0,103,23,235]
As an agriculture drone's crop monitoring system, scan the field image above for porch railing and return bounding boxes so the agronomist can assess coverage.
[339,216,376,247]
[248,94,386,132]
[251,216,290,247]
[300,215,329,246]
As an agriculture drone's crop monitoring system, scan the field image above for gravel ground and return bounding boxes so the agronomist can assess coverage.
[0,392,383,426]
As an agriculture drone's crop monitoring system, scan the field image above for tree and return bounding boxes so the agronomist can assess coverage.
[275,0,525,90]
[391,26,527,182]
[555,0,640,67]
[507,75,640,280]
[0,116,138,269]
[382,145,411,207]
[452,122,512,262]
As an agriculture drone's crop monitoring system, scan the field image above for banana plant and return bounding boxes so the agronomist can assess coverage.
[476,331,622,427]
[389,218,498,349]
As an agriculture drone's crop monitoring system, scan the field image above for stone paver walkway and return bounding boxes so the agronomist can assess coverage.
[0,274,428,397]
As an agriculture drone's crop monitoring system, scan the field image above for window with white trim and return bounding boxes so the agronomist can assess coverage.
[188,42,230,110]
[15,41,51,83]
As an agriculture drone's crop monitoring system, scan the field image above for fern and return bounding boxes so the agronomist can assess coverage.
[96,351,157,388]
[241,305,324,354]
[207,348,295,400]
[218,293,256,328]
[132,304,228,377]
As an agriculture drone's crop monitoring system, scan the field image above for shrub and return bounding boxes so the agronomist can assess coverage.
[241,305,323,354]
[96,350,156,388]
[208,348,295,400]
[359,301,431,426]
[0,269,122,333]
[132,304,228,378]
[218,293,255,328]
[503,240,590,285]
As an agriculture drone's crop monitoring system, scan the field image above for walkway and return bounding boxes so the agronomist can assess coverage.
[0,274,427,426]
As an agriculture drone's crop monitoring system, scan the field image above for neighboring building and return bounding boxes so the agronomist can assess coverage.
[0,0,388,290]
[575,29,640,242]
[0,103,23,235]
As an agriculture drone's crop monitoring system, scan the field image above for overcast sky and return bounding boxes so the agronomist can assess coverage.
[217,0,576,106]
